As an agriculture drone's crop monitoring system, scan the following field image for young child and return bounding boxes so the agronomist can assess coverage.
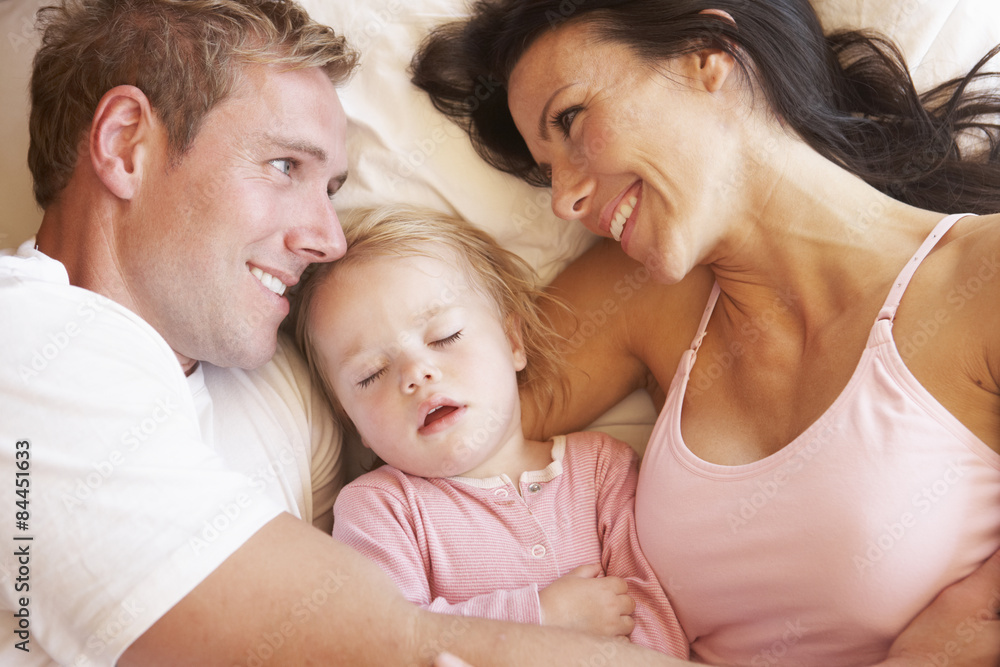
[293,205,688,657]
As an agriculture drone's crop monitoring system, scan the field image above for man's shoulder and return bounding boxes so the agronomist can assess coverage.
[1,238,66,281]
[1,273,181,390]
[200,334,342,485]
[2,242,170,344]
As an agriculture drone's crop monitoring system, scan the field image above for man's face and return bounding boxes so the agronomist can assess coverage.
[122,64,349,370]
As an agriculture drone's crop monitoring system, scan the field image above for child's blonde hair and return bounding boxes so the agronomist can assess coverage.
[292,204,569,433]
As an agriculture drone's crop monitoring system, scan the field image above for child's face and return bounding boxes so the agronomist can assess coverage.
[309,251,528,478]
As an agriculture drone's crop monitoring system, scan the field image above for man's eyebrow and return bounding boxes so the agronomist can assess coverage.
[263,134,329,163]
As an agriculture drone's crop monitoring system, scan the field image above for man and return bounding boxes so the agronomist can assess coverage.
[1,1,996,665]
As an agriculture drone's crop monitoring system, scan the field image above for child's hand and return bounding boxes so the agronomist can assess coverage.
[539,563,636,637]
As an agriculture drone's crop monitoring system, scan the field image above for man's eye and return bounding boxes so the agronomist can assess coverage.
[269,158,293,176]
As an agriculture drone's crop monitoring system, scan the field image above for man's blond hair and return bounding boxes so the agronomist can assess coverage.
[29,0,359,208]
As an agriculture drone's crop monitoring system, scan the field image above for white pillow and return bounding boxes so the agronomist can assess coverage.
[301,0,1000,285]
[3,0,997,256]
[298,0,596,285]
[812,0,1000,91]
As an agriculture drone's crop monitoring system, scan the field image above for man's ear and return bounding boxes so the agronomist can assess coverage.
[88,85,158,200]
[505,314,528,373]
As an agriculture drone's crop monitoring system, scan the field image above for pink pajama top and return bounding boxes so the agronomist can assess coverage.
[333,432,688,658]
[635,213,1000,665]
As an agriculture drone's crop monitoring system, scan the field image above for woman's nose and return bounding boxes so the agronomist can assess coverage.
[549,159,595,222]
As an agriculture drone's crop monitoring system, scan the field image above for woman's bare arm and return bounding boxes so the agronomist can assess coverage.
[881,548,1000,666]
[522,239,711,440]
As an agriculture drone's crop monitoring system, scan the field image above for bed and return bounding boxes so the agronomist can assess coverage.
[1,0,998,454]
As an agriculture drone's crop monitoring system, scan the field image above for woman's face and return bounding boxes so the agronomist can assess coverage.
[507,20,743,283]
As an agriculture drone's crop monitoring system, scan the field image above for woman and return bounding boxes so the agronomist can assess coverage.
[411,1,1000,664]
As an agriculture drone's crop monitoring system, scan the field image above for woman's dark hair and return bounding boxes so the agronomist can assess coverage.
[411,0,1000,214]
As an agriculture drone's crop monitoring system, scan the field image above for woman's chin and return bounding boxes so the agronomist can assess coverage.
[638,247,689,285]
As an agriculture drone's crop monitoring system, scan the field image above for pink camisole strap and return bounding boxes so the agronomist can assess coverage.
[876,213,972,322]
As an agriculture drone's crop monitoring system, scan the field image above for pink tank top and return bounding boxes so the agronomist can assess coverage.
[635,214,1000,665]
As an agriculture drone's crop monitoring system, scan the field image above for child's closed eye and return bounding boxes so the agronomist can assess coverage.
[431,331,463,347]
[358,367,386,389]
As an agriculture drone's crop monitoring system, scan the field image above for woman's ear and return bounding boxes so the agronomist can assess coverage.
[89,85,158,200]
[696,8,738,93]
[699,8,736,25]
[698,47,737,93]
[505,314,528,373]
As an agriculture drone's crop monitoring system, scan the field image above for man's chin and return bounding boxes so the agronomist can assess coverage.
[191,335,278,371]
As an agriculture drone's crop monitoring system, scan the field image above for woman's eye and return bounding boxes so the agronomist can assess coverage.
[432,331,463,347]
[358,368,386,389]
[269,158,293,176]
[550,105,582,138]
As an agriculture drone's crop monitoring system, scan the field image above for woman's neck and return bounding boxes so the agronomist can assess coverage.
[706,135,943,332]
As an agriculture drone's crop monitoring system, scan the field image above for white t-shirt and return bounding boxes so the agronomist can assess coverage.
[0,239,341,666]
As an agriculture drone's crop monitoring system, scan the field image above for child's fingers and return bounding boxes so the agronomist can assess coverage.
[603,574,629,595]
[616,588,637,616]
[618,613,636,636]
[564,562,604,578]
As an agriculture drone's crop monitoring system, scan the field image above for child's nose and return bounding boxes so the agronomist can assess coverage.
[400,357,440,393]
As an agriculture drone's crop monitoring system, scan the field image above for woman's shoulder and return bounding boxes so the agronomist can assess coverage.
[528,240,715,437]
[932,213,1000,292]
[548,239,715,343]
[895,211,1000,452]
[940,211,1000,341]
